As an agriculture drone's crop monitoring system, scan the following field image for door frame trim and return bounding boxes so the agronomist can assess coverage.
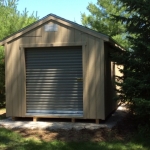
[20,42,86,118]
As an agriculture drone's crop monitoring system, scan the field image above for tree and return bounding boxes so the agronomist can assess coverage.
[0,0,38,40]
[0,0,38,107]
[81,0,130,49]
[114,0,150,123]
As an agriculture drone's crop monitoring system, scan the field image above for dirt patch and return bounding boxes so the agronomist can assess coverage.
[12,113,136,142]
[13,128,112,142]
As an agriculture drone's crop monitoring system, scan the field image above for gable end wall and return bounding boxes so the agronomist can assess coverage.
[5,20,105,119]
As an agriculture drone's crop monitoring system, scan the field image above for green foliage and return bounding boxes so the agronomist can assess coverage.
[137,124,150,139]
[114,0,150,123]
[0,0,38,107]
[131,99,150,124]
[81,0,130,49]
[0,0,38,40]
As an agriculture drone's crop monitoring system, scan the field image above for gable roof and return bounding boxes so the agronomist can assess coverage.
[0,13,124,50]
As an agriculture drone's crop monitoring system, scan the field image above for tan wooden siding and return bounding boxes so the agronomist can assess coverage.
[6,43,13,116]
[54,23,64,42]
[20,38,27,117]
[6,20,106,119]
[82,33,89,119]
[16,39,22,116]
[42,22,55,43]
[57,24,69,42]
[88,36,96,118]
[23,27,42,37]
[41,22,75,43]
[96,39,105,119]
[5,43,12,116]
[74,29,82,43]
[7,39,21,116]
[22,21,89,45]
[67,27,75,42]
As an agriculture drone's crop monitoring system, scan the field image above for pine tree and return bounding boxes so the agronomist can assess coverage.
[81,0,130,49]
[0,0,38,107]
[114,0,150,122]
[0,0,38,40]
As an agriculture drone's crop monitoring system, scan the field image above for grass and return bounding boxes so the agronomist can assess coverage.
[0,108,6,113]
[0,127,150,150]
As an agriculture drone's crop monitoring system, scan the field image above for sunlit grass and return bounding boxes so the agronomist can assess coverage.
[0,108,6,120]
[0,108,6,112]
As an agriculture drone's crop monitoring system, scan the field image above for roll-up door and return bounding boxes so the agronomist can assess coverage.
[25,46,83,117]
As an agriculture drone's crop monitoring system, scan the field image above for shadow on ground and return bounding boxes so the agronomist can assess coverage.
[0,107,150,149]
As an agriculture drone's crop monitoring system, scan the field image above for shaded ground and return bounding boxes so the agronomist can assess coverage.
[8,113,137,142]
[0,108,137,142]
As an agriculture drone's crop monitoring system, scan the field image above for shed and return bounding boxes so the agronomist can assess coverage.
[0,14,122,123]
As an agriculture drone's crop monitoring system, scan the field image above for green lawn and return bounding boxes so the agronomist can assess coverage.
[0,127,150,150]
